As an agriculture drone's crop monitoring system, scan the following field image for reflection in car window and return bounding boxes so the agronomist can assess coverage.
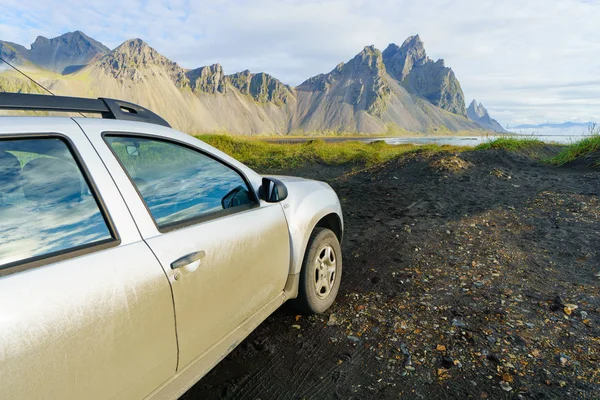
[0,138,113,268]
[105,136,255,228]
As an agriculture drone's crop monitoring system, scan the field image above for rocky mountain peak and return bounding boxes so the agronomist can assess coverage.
[358,45,378,57]
[110,39,163,64]
[228,70,293,105]
[99,39,187,85]
[467,99,506,133]
[27,31,109,74]
[382,35,466,116]
[298,45,391,117]
[352,45,386,73]
[30,30,107,50]
[382,35,427,82]
[186,64,227,94]
[468,99,488,118]
[402,34,424,49]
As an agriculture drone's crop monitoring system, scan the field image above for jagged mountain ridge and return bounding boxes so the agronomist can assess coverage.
[382,35,467,116]
[467,100,506,133]
[292,45,475,133]
[0,31,499,134]
[1,31,109,74]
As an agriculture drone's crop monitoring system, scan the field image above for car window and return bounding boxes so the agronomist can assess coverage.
[105,135,256,229]
[0,138,113,269]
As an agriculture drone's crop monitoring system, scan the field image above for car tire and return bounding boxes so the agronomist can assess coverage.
[292,228,342,314]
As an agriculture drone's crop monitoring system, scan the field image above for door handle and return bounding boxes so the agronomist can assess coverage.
[171,250,206,269]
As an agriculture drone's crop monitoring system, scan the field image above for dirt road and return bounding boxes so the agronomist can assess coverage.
[183,148,600,399]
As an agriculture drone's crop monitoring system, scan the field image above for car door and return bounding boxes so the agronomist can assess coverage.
[83,126,291,371]
[0,120,177,400]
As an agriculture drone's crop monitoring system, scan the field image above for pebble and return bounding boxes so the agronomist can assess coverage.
[347,335,361,343]
[400,342,410,356]
[452,318,466,328]
[441,356,455,369]
[560,356,569,366]
[326,313,339,326]
[291,324,301,329]
[500,381,513,392]
[563,304,578,315]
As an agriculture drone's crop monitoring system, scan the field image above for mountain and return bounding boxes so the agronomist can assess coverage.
[292,45,477,133]
[513,122,593,129]
[0,41,29,66]
[1,31,109,74]
[0,32,491,134]
[466,100,506,133]
[382,35,467,116]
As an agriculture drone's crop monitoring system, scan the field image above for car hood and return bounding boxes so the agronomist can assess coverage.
[265,174,330,189]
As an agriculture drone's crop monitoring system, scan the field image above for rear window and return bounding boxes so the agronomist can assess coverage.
[0,137,114,270]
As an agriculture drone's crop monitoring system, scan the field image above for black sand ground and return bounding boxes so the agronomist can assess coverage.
[183,149,600,399]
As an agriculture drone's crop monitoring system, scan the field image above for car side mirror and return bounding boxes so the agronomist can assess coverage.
[259,177,288,203]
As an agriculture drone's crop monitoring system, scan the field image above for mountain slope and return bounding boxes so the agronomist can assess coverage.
[0,41,29,66]
[383,35,467,116]
[467,100,506,133]
[28,31,110,74]
[292,45,477,133]
[0,33,491,134]
[1,31,110,74]
[74,39,294,133]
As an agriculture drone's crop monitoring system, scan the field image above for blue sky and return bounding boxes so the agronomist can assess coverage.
[1,0,599,127]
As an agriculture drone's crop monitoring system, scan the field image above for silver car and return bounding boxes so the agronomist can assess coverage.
[0,94,343,399]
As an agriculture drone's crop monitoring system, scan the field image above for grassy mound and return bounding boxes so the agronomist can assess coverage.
[549,135,600,167]
[195,133,600,170]
[197,135,464,170]
[475,137,545,151]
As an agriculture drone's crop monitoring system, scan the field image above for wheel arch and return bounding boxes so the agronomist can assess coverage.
[283,210,343,300]
[315,213,343,244]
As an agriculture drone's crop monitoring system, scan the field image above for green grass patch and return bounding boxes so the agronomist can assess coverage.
[196,134,465,170]
[549,134,600,166]
[475,137,545,151]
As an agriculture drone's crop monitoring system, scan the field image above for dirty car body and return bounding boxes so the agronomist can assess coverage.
[0,111,343,399]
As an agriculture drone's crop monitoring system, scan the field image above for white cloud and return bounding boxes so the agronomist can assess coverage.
[1,0,599,126]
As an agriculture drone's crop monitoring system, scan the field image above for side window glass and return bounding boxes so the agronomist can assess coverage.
[0,138,113,269]
[105,136,255,228]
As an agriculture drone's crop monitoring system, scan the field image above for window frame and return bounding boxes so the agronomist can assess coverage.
[0,133,121,277]
[102,132,261,233]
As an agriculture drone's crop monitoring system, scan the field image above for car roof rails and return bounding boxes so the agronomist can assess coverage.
[0,92,171,127]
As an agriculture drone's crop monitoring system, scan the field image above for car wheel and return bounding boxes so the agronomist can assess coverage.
[293,228,342,314]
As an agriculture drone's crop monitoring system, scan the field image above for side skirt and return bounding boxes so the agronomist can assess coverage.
[145,293,287,400]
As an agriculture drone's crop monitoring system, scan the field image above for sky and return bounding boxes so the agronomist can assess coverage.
[1,0,598,127]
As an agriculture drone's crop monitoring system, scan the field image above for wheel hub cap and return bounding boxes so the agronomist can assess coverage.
[314,244,336,299]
